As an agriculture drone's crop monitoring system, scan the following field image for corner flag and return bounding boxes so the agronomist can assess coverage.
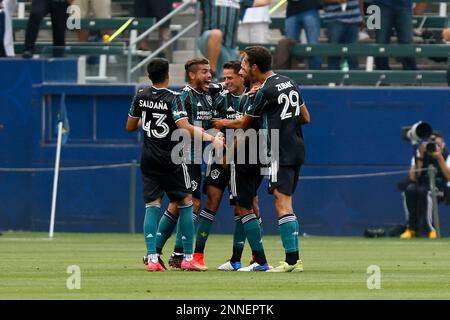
[57,93,70,144]
[49,93,69,238]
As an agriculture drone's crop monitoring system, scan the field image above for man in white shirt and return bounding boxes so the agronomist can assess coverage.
[0,0,16,57]
[238,1,271,44]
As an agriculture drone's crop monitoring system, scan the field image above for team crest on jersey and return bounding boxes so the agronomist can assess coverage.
[206,96,212,105]
[211,169,220,180]
[191,180,198,191]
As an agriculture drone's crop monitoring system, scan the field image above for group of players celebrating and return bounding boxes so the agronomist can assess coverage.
[126,46,310,272]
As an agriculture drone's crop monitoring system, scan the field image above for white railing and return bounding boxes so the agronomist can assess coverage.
[126,0,201,83]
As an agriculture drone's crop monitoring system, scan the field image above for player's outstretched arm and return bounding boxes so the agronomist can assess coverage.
[211,114,254,130]
[176,118,225,149]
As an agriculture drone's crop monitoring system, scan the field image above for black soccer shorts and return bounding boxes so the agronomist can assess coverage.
[141,163,191,203]
[187,163,202,200]
[268,164,301,196]
[203,162,230,193]
[230,163,263,210]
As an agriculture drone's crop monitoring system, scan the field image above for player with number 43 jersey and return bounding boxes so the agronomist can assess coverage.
[129,83,180,175]
[127,58,224,272]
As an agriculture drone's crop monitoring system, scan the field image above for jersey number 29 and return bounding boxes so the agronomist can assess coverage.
[278,91,300,120]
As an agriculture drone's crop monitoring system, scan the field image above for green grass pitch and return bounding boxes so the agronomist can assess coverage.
[1,232,449,299]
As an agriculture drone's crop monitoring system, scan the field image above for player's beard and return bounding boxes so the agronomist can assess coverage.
[243,76,251,89]
[195,78,209,94]
[246,68,258,85]
[240,68,251,89]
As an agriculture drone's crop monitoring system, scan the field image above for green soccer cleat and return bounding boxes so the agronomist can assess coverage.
[266,260,304,273]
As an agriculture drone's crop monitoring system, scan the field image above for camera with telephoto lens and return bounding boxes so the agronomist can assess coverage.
[426,136,438,154]
[401,121,432,144]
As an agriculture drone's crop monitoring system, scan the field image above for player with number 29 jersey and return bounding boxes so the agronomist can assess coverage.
[246,74,306,166]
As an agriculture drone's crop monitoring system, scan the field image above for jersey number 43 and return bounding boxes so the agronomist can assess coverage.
[142,111,170,138]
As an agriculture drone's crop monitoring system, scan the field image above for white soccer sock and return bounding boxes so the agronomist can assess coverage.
[148,254,158,263]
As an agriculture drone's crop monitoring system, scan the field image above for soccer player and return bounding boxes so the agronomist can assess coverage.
[202,62,265,271]
[127,58,222,272]
[153,58,214,269]
[212,70,270,273]
[194,60,263,270]
[213,46,311,272]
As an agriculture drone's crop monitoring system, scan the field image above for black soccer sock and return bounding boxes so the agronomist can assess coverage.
[286,251,300,266]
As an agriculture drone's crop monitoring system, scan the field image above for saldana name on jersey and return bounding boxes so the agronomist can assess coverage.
[139,100,168,110]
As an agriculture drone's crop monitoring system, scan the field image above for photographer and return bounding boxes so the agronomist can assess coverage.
[400,132,450,239]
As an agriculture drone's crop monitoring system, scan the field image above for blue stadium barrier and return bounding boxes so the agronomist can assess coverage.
[0,58,77,231]
[1,59,449,236]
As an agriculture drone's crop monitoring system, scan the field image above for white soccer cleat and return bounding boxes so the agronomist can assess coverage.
[217,261,241,271]
[237,262,270,272]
